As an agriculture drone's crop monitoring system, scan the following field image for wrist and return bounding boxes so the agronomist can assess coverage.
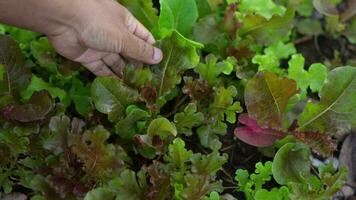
[31,0,83,36]
[0,0,82,35]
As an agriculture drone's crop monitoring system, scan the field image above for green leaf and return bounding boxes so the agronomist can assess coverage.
[255,41,296,75]
[295,0,314,17]
[235,169,251,193]
[208,0,225,10]
[211,86,242,123]
[0,25,6,34]
[0,64,4,81]
[238,9,295,45]
[250,162,273,189]
[118,0,158,31]
[0,35,31,97]
[288,54,328,95]
[192,15,229,56]
[0,172,13,194]
[287,54,308,92]
[123,65,153,89]
[115,106,150,139]
[318,165,347,197]
[296,19,323,36]
[298,66,356,135]
[264,41,296,60]
[197,121,226,149]
[226,0,238,4]
[84,188,114,200]
[194,0,212,18]
[272,143,311,185]
[252,54,281,75]
[68,78,92,116]
[245,72,298,129]
[196,85,241,149]
[254,187,290,200]
[181,174,222,200]
[3,91,53,122]
[3,27,39,45]
[31,195,46,200]
[325,15,345,35]
[195,54,235,86]
[239,0,286,20]
[191,150,227,176]
[109,169,145,200]
[345,19,356,44]
[192,15,219,45]
[174,103,204,136]
[0,128,29,156]
[135,117,177,158]
[288,164,347,199]
[91,77,139,122]
[159,0,199,37]
[164,138,193,170]
[21,74,66,101]
[72,126,127,179]
[30,37,57,72]
[147,117,177,139]
[153,31,203,97]
[203,191,220,200]
[308,63,328,92]
[235,161,289,200]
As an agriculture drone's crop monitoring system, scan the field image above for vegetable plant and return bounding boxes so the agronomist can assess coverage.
[0,0,355,199]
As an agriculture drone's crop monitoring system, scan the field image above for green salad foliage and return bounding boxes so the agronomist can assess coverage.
[0,0,355,199]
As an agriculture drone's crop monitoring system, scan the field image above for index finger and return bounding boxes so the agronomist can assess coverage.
[120,31,163,64]
[125,12,156,44]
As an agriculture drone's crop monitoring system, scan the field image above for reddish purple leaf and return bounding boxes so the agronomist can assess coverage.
[3,91,53,122]
[234,114,286,147]
[295,131,336,157]
[140,86,158,112]
[0,35,31,97]
[245,72,298,129]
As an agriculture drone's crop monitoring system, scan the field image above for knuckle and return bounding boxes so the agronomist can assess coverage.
[95,67,111,76]
[143,33,151,42]
[86,62,103,73]
[125,13,136,33]
[138,42,150,57]
[92,66,103,74]
[115,35,124,53]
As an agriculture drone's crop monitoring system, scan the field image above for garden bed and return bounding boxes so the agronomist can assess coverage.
[0,0,355,199]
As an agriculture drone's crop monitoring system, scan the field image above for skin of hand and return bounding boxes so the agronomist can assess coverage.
[0,0,163,76]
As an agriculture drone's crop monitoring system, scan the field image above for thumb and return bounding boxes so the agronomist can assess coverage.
[119,32,163,64]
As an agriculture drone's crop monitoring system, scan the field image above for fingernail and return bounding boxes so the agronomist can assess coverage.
[153,48,163,62]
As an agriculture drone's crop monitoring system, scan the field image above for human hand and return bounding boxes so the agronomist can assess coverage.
[46,0,162,76]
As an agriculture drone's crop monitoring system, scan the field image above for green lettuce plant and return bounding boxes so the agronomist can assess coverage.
[0,0,355,199]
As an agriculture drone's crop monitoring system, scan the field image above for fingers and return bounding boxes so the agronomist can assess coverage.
[74,49,129,77]
[102,53,126,77]
[82,26,162,65]
[74,49,108,63]
[124,12,155,44]
[83,60,115,77]
[78,3,163,65]
[120,32,163,65]
[120,10,162,64]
